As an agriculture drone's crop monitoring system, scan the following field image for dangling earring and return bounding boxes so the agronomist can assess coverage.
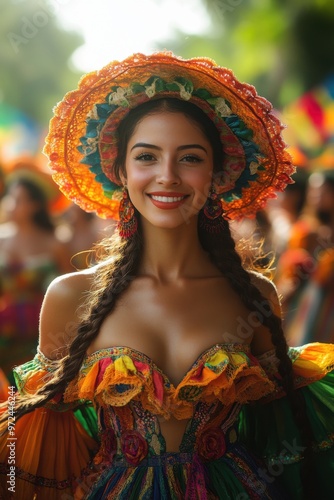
[117,187,138,238]
[199,185,226,233]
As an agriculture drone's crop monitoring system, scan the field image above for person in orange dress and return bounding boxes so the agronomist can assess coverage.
[0,166,73,381]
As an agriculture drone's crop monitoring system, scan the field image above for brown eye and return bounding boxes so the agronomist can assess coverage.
[135,153,156,161]
[180,155,203,163]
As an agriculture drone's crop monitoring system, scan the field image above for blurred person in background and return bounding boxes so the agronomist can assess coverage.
[268,168,309,258]
[233,158,309,272]
[57,204,115,269]
[276,167,334,344]
[0,162,72,383]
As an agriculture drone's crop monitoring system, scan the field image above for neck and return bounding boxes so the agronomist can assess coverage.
[138,216,219,282]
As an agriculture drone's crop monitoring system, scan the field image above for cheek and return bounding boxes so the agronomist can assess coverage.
[190,171,212,197]
[126,169,151,201]
[127,171,149,186]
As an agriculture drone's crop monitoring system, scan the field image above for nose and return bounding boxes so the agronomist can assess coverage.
[156,157,181,186]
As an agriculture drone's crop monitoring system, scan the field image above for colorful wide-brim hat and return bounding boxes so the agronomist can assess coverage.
[44,51,294,220]
[3,155,71,214]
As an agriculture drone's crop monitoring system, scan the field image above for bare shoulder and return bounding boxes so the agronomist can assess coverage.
[39,266,97,359]
[248,270,282,317]
[248,271,283,356]
[45,267,95,297]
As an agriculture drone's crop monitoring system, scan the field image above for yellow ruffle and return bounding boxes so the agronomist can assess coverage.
[65,345,276,420]
[291,342,334,381]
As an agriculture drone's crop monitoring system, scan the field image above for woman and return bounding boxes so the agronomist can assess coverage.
[0,52,333,499]
[0,173,72,381]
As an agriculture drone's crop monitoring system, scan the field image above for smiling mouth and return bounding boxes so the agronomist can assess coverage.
[147,193,189,209]
[150,195,187,203]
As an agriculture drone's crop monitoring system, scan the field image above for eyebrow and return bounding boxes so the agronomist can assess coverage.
[130,142,208,153]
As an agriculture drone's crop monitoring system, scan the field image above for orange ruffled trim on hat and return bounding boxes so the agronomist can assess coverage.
[64,344,275,420]
[44,52,294,220]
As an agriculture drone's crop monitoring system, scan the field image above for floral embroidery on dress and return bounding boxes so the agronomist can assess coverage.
[3,342,334,499]
[121,430,148,465]
[197,427,226,461]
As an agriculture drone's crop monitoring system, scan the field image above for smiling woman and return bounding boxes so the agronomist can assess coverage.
[0,52,333,500]
[123,108,213,230]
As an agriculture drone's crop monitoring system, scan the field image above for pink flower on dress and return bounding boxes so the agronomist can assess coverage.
[197,427,226,461]
[121,430,148,465]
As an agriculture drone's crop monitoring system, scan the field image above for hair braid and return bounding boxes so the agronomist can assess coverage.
[198,214,317,498]
[2,229,143,421]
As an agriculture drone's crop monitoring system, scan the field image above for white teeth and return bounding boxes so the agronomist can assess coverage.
[151,195,185,202]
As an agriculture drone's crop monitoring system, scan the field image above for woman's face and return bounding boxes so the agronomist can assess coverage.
[124,111,214,229]
[2,184,40,224]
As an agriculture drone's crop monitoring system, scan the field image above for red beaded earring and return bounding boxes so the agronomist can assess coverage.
[117,188,138,238]
[199,185,226,233]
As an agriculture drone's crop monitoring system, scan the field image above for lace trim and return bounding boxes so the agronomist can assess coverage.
[64,344,274,420]
[0,463,72,489]
[35,347,63,369]
[83,343,251,369]
[13,348,79,411]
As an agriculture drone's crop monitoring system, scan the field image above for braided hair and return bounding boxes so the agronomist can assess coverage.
[198,218,316,497]
[1,98,316,497]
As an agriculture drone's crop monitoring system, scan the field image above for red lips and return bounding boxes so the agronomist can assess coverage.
[147,192,189,210]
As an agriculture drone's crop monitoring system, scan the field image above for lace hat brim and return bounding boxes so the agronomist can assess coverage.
[44,52,294,220]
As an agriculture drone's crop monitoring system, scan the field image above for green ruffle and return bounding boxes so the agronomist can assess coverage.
[238,372,334,498]
[74,404,98,441]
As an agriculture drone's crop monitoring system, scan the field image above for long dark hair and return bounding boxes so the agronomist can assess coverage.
[1,98,315,496]
[9,177,54,232]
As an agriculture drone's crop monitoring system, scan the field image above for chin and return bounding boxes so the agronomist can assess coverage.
[143,214,198,231]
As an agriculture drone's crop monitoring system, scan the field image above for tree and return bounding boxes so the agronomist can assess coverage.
[158,0,334,107]
[0,0,83,127]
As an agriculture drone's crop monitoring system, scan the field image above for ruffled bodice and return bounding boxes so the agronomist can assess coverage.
[65,343,276,418]
[15,342,334,414]
[2,342,334,499]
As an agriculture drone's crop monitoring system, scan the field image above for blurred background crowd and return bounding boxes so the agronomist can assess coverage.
[1,0,334,384]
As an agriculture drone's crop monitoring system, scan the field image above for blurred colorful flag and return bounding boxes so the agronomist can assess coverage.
[282,75,334,168]
[0,102,42,161]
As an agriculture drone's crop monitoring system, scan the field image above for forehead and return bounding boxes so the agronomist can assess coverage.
[128,111,211,144]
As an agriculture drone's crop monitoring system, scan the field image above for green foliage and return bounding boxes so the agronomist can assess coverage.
[0,0,83,126]
[158,0,334,107]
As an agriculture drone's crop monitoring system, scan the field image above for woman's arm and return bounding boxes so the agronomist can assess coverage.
[39,269,94,359]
